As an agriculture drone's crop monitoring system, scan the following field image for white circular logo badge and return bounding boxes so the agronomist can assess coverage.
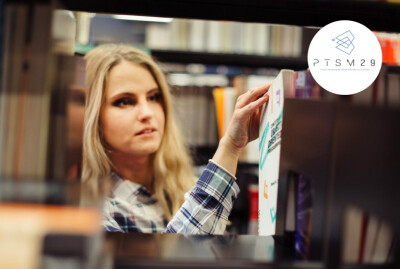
[308,20,382,95]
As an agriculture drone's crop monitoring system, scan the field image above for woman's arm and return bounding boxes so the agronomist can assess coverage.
[165,83,271,234]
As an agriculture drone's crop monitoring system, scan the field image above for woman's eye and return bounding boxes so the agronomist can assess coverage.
[113,98,135,107]
[149,93,161,102]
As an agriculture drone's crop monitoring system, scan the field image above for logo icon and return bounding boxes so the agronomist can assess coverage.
[308,20,382,95]
[335,30,355,55]
[263,180,268,199]
[270,207,276,223]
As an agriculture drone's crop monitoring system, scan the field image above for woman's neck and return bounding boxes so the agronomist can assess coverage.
[109,154,154,193]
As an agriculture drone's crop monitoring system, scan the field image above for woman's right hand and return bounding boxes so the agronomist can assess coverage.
[212,83,271,176]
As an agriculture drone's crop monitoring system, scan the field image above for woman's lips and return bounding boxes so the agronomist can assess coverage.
[136,128,156,136]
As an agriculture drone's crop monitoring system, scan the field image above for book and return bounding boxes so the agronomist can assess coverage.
[294,69,321,98]
[340,206,395,264]
[370,220,394,264]
[169,73,227,148]
[0,3,29,179]
[206,20,222,53]
[295,174,313,259]
[20,4,53,180]
[188,20,206,52]
[170,19,189,51]
[0,0,5,90]
[247,184,259,235]
[341,206,364,263]
[363,215,379,263]
[145,23,170,50]
[386,72,400,108]
[258,69,295,235]
[212,87,225,140]
[253,23,270,55]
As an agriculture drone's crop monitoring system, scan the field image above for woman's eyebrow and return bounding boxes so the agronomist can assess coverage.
[109,92,135,100]
[146,88,160,94]
[109,88,159,99]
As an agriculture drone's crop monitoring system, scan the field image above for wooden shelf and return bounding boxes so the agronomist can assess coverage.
[386,64,400,74]
[60,0,400,32]
[151,50,308,70]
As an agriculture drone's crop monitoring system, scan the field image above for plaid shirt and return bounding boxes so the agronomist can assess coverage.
[103,161,239,234]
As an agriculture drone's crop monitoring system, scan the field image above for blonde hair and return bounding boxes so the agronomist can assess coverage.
[82,44,195,220]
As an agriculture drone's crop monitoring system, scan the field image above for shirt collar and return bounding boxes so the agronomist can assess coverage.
[110,172,154,202]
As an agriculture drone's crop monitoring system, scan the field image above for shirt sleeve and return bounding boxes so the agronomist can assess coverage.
[164,161,240,234]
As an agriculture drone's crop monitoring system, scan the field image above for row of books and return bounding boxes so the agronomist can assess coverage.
[0,3,106,269]
[167,69,322,164]
[166,61,400,110]
[161,62,281,77]
[168,73,225,148]
[280,173,394,264]
[346,64,400,108]
[0,3,54,180]
[342,206,394,264]
[0,3,85,181]
[146,19,303,57]
[170,62,399,169]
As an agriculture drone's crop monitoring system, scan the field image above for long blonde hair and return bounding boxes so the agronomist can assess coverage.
[82,44,195,220]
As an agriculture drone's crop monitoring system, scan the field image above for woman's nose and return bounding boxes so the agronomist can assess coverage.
[137,101,153,121]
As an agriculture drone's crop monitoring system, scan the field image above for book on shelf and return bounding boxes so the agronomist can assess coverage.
[188,19,206,52]
[247,183,259,235]
[170,19,189,51]
[168,73,224,149]
[0,3,28,179]
[0,2,86,181]
[349,63,400,108]
[0,0,6,90]
[258,69,295,236]
[294,69,321,98]
[209,69,321,165]
[386,72,400,107]
[0,3,54,180]
[144,19,303,57]
[212,87,235,140]
[341,206,395,264]
[145,23,170,50]
[295,174,313,259]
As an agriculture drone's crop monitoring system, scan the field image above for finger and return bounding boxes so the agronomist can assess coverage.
[236,84,268,108]
[236,83,271,109]
[237,92,269,119]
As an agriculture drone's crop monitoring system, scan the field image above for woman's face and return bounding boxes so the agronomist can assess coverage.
[100,61,165,158]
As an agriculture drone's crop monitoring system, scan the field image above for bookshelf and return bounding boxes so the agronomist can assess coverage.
[60,0,400,32]
[1,0,400,268]
[276,99,400,267]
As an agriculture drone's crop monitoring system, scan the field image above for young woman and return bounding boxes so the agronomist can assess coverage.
[82,44,270,234]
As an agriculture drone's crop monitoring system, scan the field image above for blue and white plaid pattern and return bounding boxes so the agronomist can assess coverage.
[103,173,168,233]
[103,161,239,234]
